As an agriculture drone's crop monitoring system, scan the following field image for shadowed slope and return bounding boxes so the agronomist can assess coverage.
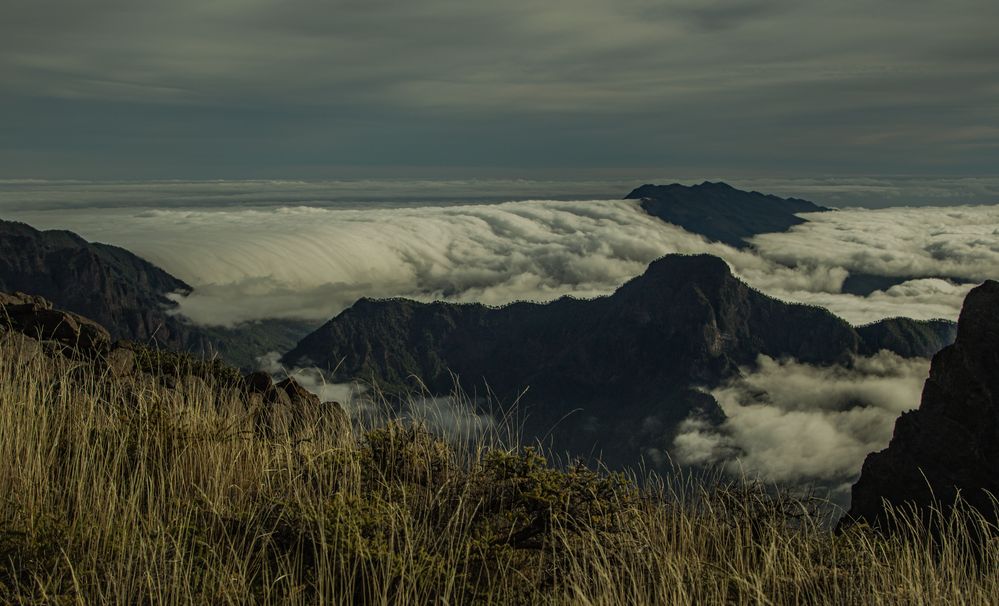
[283,254,951,467]
[847,281,999,527]
[0,219,316,368]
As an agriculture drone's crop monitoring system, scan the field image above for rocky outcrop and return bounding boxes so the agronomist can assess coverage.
[626,181,829,248]
[0,219,316,368]
[846,281,999,527]
[0,220,192,349]
[282,254,949,468]
[241,370,347,438]
[0,290,342,438]
[1,291,111,356]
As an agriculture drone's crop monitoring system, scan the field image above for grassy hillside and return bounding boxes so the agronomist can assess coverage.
[0,336,996,604]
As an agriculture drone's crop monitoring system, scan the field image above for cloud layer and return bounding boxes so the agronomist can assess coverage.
[753,205,999,283]
[5,196,997,326]
[672,352,930,497]
[4,176,999,210]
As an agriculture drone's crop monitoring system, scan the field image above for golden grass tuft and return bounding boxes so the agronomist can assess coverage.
[0,334,996,604]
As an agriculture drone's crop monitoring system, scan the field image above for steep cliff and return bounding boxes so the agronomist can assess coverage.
[847,281,999,527]
[0,219,316,368]
[0,219,192,348]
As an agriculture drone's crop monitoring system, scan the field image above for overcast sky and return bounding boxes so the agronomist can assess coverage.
[2,0,998,179]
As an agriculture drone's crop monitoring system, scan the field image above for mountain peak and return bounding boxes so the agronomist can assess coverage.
[625,254,734,295]
[0,218,192,347]
[645,253,732,276]
[696,180,734,189]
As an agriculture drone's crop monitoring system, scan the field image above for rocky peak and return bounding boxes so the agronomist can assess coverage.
[955,280,999,346]
[845,280,999,528]
[279,253,919,470]
[633,253,733,285]
[0,219,191,348]
[0,219,318,369]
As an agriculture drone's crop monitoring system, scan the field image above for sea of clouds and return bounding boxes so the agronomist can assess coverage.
[3,178,997,492]
[4,195,997,326]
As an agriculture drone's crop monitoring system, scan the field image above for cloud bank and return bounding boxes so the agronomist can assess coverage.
[5,197,997,326]
[753,205,999,284]
[3,176,998,211]
[672,352,930,497]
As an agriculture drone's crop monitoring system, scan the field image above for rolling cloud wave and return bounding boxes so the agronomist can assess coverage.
[4,198,996,326]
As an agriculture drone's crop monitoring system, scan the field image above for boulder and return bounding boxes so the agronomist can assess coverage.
[243,370,292,408]
[106,347,136,378]
[277,377,321,409]
[0,329,45,365]
[1,291,111,356]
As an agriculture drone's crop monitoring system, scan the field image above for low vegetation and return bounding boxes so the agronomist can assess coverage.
[0,334,996,604]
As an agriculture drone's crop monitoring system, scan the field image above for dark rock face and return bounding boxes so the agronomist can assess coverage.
[277,377,321,409]
[0,220,192,349]
[241,368,346,438]
[0,219,317,368]
[1,291,111,356]
[847,281,999,527]
[625,181,829,248]
[245,370,286,403]
[283,254,945,467]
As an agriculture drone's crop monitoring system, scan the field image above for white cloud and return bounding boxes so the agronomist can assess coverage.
[257,351,362,404]
[752,205,999,283]
[5,193,998,326]
[672,352,930,496]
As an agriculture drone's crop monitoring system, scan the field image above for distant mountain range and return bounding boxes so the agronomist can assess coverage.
[628,181,979,297]
[282,253,955,468]
[625,181,829,248]
[0,219,315,368]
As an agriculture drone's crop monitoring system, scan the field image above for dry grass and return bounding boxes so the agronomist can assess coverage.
[0,334,996,605]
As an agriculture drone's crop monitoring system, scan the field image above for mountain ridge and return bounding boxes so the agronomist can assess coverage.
[626,181,830,248]
[0,218,315,368]
[0,219,193,347]
[283,253,955,468]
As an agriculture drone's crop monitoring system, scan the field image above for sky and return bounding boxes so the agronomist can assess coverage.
[2,0,998,180]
